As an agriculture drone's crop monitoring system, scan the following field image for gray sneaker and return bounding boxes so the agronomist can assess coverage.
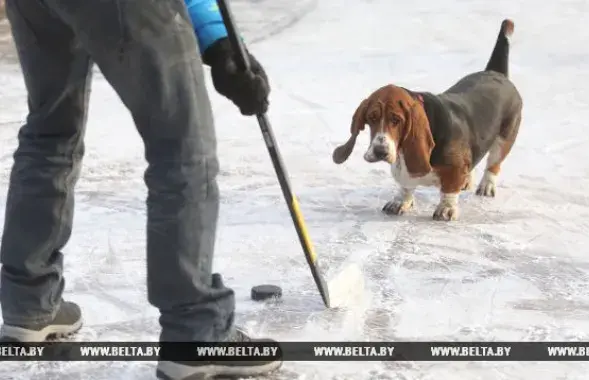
[156,329,283,380]
[0,301,83,342]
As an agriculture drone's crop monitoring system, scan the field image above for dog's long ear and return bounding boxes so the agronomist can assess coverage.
[332,98,369,164]
[400,100,435,176]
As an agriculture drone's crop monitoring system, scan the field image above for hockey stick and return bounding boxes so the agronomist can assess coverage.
[215,0,363,308]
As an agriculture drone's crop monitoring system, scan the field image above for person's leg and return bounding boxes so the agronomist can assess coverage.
[44,0,243,339]
[45,2,282,376]
[0,0,91,341]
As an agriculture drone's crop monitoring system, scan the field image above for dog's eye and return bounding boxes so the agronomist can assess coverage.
[390,114,401,125]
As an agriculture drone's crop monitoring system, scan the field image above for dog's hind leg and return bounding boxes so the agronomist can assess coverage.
[462,171,475,191]
[476,113,522,197]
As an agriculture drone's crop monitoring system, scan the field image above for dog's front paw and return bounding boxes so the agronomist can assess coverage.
[476,171,497,197]
[433,203,459,221]
[383,198,414,216]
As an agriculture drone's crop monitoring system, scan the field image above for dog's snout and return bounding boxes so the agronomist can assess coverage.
[373,145,388,158]
[376,135,386,144]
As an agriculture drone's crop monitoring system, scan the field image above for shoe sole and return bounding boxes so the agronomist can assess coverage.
[0,318,83,342]
[156,360,283,380]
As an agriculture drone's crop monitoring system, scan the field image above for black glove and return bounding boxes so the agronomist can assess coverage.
[202,37,270,116]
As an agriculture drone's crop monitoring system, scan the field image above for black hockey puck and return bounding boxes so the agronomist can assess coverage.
[251,284,282,301]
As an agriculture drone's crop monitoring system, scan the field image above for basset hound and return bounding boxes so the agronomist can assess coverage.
[332,19,522,221]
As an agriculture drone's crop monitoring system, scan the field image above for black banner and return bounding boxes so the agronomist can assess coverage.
[2,341,589,361]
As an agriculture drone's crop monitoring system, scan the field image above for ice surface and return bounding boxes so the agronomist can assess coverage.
[2,0,589,379]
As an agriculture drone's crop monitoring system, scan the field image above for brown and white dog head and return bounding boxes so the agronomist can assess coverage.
[332,85,435,177]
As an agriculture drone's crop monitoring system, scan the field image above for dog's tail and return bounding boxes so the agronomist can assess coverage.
[484,19,514,77]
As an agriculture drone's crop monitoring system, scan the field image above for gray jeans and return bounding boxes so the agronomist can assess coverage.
[0,0,235,341]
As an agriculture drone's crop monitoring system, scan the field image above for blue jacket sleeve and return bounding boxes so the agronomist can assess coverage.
[184,0,228,54]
